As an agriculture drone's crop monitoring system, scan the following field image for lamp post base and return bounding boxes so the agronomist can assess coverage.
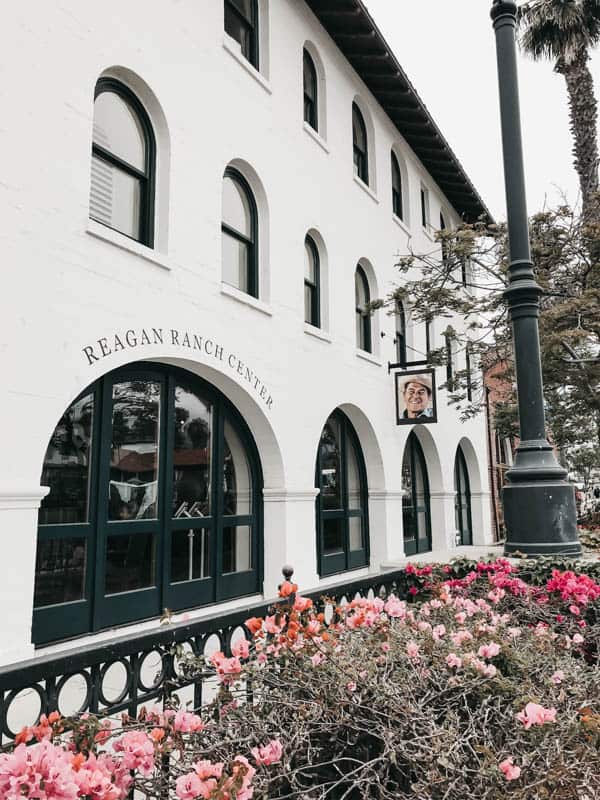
[503,481,582,557]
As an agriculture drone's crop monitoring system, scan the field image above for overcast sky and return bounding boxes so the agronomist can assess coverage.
[363,0,600,220]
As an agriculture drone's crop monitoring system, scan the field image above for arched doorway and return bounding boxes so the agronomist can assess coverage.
[33,362,263,644]
[315,410,369,576]
[454,446,472,545]
[402,432,431,555]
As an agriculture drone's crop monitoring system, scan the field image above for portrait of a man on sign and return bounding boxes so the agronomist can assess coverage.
[395,369,437,425]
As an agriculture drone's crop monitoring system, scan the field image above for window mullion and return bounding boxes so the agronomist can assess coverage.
[213,402,225,599]
[92,144,147,180]
[161,375,176,609]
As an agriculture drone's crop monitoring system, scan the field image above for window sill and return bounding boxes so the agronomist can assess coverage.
[393,214,411,236]
[304,323,331,342]
[353,174,379,204]
[356,349,382,367]
[303,122,329,153]
[222,37,272,94]
[220,283,273,316]
[86,221,171,271]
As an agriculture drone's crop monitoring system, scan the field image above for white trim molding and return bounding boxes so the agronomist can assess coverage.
[0,486,49,510]
[263,488,319,503]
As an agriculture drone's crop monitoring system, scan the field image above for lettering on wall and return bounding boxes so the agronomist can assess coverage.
[82,328,273,410]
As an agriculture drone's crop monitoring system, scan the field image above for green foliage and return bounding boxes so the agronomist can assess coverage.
[389,202,600,466]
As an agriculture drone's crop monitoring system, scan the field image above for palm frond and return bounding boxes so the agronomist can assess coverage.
[518,0,600,64]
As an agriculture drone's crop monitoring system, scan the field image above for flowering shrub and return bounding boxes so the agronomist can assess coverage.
[1,558,599,799]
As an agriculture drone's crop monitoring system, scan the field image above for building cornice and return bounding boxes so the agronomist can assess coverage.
[305,0,493,223]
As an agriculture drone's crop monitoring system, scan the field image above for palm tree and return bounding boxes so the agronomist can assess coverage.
[518,0,600,220]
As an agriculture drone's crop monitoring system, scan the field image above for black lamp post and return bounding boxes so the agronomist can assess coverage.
[490,1,581,556]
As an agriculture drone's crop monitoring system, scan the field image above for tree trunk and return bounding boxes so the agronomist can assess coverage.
[557,52,600,224]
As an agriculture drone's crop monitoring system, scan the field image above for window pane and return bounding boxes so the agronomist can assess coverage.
[352,106,366,152]
[349,516,363,551]
[319,419,342,510]
[93,91,145,171]
[322,518,343,555]
[303,52,317,101]
[223,420,252,515]
[90,154,141,240]
[224,7,252,59]
[222,525,252,573]
[34,538,86,607]
[222,176,252,237]
[230,0,253,19]
[355,270,367,307]
[173,386,212,518]
[304,283,314,325]
[105,534,155,594]
[222,232,250,292]
[171,528,210,583]
[109,381,160,521]
[304,240,316,282]
[39,394,94,525]
[346,433,362,510]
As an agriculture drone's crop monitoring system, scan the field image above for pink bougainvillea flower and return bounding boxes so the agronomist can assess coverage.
[293,594,313,612]
[264,615,284,635]
[232,638,251,660]
[113,729,155,775]
[446,653,462,669]
[406,641,420,660]
[194,760,224,780]
[346,681,357,693]
[278,580,298,598]
[251,739,283,766]
[311,652,325,667]
[381,641,390,653]
[550,670,565,685]
[477,642,501,660]
[176,771,203,799]
[516,702,557,729]
[499,758,521,781]
[173,710,204,734]
[572,633,584,645]
[432,624,446,641]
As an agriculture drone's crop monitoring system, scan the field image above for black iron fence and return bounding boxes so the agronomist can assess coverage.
[0,568,408,745]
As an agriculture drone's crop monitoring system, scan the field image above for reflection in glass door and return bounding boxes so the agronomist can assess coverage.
[402,433,431,556]
[454,447,472,545]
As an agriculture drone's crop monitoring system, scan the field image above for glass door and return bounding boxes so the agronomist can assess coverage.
[94,374,164,629]
[402,433,431,556]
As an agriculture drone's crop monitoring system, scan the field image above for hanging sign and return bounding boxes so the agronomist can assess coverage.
[395,368,437,425]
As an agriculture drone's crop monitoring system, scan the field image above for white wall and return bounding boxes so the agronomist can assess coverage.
[0,0,492,665]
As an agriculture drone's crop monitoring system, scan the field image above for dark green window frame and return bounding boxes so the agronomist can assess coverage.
[454,446,472,546]
[465,342,473,401]
[402,432,431,556]
[304,234,321,328]
[224,0,259,68]
[90,78,156,248]
[315,410,369,577]
[33,363,263,645]
[355,265,372,353]
[222,167,259,298]
[352,103,369,184]
[395,300,407,365]
[391,152,403,219]
[445,332,455,392]
[303,49,318,131]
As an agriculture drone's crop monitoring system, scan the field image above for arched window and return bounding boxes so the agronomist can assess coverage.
[224,0,258,68]
[33,363,263,644]
[90,79,155,246]
[303,49,318,131]
[352,103,369,184]
[315,410,369,576]
[222,168,258,297]
[304,235,320,327]
[439,212,449,263]
[395,300,407,365]
[402,432,431,555]
[454,446,472,546]
[391,152,403,219]
[355,266,372,353]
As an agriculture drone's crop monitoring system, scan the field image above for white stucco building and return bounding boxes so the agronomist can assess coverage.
[0,0,493,669]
